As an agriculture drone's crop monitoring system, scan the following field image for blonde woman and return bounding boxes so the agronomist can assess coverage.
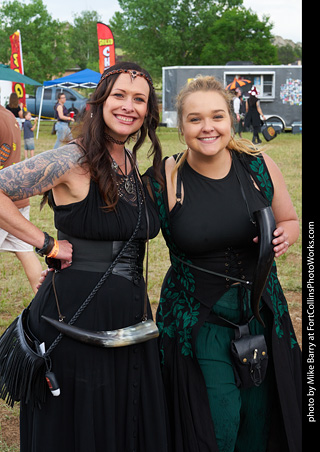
[146,76,301,452]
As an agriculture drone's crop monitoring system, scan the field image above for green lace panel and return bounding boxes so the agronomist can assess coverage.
[249,156,273,203]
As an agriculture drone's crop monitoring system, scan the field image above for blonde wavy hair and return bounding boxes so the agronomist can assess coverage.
[174,75,263,174]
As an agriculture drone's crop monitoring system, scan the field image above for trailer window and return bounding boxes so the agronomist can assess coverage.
[262,75,273,97]
[225,72,275,99]
[252,74,275,98]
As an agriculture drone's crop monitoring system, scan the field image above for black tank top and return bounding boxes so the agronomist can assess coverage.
[170,158,267,260]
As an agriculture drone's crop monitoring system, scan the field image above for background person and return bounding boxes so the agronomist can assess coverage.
[146,75,301,452]
[0,105,42,293]
[23,110,38,159]
[232,87,242,137]
[53,92,74,148]
[245,86,266,144]
[6,92,24,129]
[233,87,246,138]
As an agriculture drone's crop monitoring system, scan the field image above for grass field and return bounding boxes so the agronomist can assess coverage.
[0,122,302,450]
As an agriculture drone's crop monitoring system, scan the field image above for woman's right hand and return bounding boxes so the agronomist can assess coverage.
[36,239,73,289]
[54,239,73,269]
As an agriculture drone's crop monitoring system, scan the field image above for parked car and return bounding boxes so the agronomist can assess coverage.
[26,86,88,119]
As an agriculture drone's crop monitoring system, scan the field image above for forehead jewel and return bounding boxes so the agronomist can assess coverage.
[98,69,154,89]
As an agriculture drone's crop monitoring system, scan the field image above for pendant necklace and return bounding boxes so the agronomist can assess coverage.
[112,150,134,194]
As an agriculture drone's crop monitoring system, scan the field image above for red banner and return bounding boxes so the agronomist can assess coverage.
[9,30,26,108]
[97,23,115,74]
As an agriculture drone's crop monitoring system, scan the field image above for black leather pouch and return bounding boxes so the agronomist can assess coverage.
[230,323,268,389]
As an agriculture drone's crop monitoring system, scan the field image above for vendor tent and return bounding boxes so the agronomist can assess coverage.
[37,68,101,138]
[43,68,100,89]
[0,64,41,85]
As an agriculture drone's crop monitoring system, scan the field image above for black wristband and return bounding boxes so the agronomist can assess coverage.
[35,232,55,257]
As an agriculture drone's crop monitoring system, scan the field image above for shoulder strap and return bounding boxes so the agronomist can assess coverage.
[174,153,183,203]
[176,166,182,203]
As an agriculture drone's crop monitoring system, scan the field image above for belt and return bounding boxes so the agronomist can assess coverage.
[206,305,266,330]
[58,232,145,282]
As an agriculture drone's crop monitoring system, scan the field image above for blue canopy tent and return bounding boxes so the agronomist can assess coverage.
[43,68,101,89]
[37,68,101,138]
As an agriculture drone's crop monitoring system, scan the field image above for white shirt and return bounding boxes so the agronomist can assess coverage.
[233,97,240,115]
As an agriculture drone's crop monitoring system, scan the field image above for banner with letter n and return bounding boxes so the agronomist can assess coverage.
[97,22,116,74]
[9,30,26,108]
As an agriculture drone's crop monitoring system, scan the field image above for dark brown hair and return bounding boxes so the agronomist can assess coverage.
[74,62,162,209]
[8,92,19,108]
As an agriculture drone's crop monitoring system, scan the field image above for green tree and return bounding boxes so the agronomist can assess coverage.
[276,44,302,65]
[0,0,70,84]
[110,0,243,81]
[199,7,278,65]
[67,10,102,72]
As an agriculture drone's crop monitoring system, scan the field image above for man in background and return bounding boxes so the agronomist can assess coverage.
[0,105,42,293]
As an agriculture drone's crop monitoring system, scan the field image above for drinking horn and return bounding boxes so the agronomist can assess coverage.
[251,206,276,327]
[41,316,159,347]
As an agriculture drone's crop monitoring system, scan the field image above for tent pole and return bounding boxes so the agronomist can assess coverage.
[36,86,45,139]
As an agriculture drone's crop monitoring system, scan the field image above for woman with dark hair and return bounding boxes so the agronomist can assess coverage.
[0,62,170,452]
[6,92,24,129]
[244,86,266,144]
[53,91,74,148]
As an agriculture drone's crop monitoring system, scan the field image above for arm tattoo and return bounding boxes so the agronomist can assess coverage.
[0,144,83,201]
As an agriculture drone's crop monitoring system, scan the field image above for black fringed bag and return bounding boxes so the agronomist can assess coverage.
[0,306,49,408]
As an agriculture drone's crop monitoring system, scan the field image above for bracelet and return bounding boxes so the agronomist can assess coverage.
[35,232,55,257]
[46,240,59,258]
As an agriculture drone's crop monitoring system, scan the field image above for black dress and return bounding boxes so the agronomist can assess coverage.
[245,97,262,129]
[20,172,170,452]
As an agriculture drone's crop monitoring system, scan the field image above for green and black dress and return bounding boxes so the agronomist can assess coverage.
[146,150,301,452]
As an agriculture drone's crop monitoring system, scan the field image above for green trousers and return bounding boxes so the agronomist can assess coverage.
[195,286,275,452]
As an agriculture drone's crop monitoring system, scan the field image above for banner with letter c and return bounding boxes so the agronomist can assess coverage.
[9,30,26,108]
[97,22,115,74]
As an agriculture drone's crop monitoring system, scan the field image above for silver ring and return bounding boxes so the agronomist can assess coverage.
[284,241,289,247]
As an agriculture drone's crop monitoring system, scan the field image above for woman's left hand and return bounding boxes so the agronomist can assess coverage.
[253,226,290,258]
[271,226,290,257]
